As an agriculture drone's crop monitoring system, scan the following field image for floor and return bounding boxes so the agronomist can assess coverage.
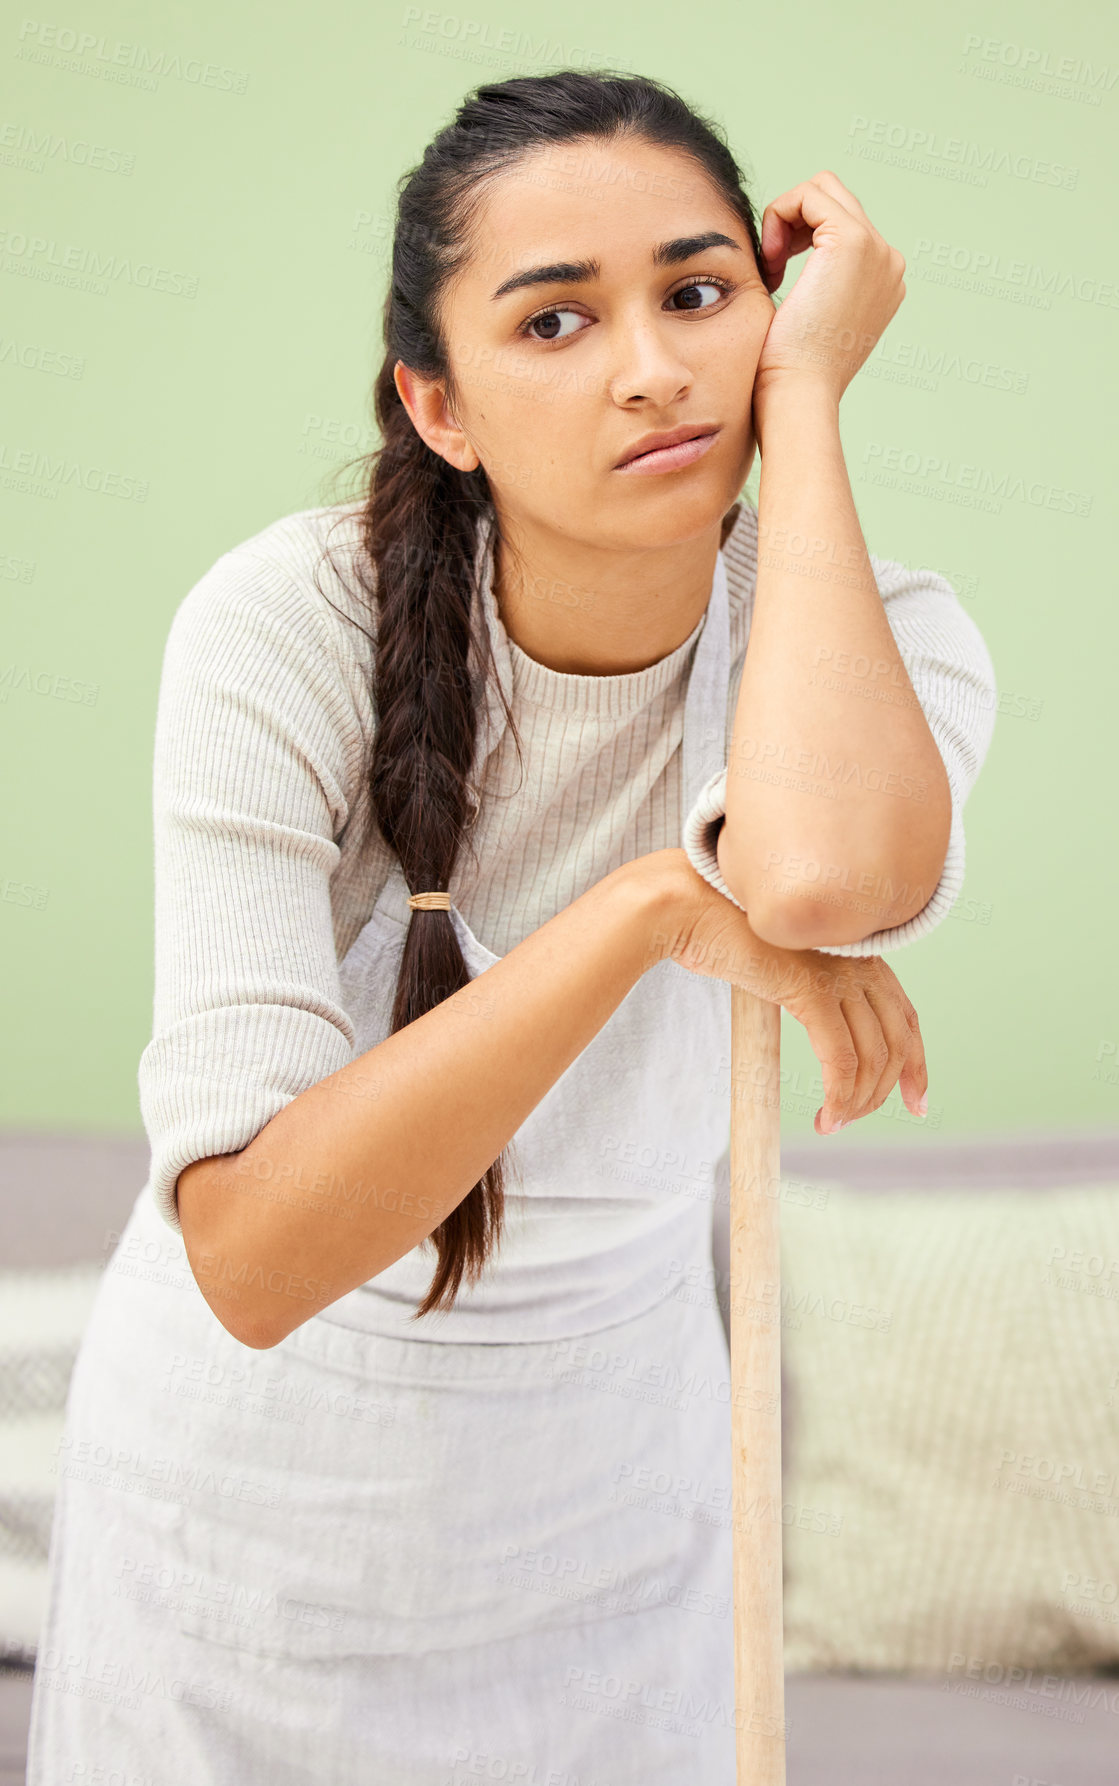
[6,1660,1119,1782]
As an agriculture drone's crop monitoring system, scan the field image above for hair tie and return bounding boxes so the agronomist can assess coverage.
[407,891,451,911]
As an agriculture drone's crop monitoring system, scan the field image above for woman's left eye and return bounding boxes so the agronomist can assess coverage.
[667,278,733,312]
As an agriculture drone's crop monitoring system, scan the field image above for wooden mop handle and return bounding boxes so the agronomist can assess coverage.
[729,985,786,1784]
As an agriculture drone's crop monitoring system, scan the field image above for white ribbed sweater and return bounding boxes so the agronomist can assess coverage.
[140,498,997,1232]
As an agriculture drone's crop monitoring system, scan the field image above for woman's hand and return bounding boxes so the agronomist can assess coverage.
[664,858,928,1135]
[752,170,907,411]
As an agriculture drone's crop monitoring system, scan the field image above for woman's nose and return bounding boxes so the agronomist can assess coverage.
[606,319,692,407]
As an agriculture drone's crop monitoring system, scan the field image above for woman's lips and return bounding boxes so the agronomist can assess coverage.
[614,430,720,475]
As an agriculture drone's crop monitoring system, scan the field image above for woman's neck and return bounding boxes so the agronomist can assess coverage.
[489,503,739,677]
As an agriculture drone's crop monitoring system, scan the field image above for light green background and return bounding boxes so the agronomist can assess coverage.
[1,0,1116,1148]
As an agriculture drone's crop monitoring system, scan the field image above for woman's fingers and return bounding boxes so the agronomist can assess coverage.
[758,171,897,296]
[758,181,832,288]
[845,978,927,1126]
[811,172,907,285]
[870,976,928,1115]
[833,991,891,1123]
[758,175,863,287]
[807,168,875,229]
[793,961,928,1132]
[794,994,861,1133]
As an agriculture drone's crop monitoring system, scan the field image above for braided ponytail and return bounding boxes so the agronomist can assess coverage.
[362,358,519,1318]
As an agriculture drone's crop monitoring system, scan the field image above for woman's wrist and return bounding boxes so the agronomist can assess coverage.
[606,849,707,974]
[753,371,842,452]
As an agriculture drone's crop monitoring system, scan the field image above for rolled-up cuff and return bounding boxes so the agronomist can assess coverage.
[811,801,966,956]
[681,767,746,913]
[138,1003,353,1233]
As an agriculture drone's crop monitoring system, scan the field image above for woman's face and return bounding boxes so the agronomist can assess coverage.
[417,135,776,553]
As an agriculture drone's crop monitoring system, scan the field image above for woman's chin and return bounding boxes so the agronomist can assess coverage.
[602,484,740,551]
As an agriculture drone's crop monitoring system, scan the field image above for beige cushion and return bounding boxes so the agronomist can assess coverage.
[778,1181,1119,1672]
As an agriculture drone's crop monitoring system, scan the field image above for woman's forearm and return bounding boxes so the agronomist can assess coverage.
[719,375,952,949]
[176,854,688,1349]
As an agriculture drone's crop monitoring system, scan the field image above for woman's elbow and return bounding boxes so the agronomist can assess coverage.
[743,895,874,952]
[177,1154,288,1351]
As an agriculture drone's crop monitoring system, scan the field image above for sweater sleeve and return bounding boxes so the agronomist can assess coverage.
[680,558,998,956]
[138,547,368,1233]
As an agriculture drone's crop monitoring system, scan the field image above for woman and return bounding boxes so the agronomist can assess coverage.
[27,70,996,1783]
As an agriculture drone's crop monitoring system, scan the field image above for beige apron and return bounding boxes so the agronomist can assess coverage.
[27,550,748,1783]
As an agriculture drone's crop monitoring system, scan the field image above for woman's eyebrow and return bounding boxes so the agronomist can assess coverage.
[489,231,743,301]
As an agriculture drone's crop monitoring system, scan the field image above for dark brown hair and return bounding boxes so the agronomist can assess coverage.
[317,69,762,1319]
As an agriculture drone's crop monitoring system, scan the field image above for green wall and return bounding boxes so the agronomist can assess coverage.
[2,0,1116,1145]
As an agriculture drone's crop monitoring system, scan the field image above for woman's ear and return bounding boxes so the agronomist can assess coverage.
[392,360,481,474]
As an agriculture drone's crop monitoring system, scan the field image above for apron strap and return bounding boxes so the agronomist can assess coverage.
[680,547,732,817]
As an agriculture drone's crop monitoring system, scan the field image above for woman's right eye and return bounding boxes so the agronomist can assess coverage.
[521,308,590,343]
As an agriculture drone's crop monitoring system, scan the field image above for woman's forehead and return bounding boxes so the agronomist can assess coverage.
[453,156,752,294]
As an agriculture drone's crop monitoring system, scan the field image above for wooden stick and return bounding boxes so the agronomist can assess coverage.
[729,985,786,1783]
